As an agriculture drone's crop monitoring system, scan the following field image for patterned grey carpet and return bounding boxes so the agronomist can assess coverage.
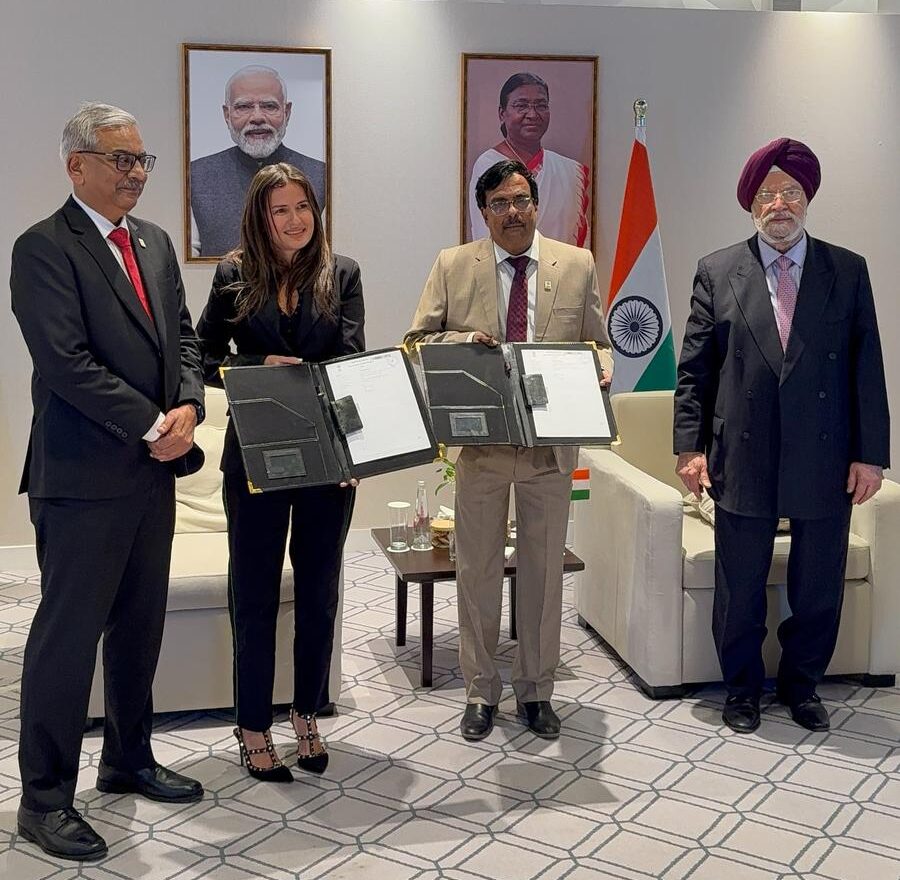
[0,551,898,879]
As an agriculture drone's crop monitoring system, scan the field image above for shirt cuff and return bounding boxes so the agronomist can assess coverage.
[466,332,476,343]
[143,412,166,442]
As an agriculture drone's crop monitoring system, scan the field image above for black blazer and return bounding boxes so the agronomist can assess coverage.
[674,235,890,519]
[10,197,204,499]
[196,254,365,473]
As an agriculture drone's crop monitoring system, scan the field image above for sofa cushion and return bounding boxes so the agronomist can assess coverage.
[168,531,293,612]
[175,387,228,534]
[681,511,870,589]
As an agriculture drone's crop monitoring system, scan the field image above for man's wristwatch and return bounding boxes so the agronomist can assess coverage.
[184,400,205,425]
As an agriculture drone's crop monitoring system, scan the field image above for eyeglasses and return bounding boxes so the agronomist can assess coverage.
[507,100,550,115]
[754,188,804,205]
[487,195,534,216]
[74,151,157,173]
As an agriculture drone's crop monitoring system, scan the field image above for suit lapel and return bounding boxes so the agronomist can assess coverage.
[780,236,835,386]
[63,198,159,350]
[730,237,783,378]
[473,238,500,339]
[534,234,560,340]
[128,218,166,353]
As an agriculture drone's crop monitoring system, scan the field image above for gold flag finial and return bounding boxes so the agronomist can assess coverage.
[633,99,648,128]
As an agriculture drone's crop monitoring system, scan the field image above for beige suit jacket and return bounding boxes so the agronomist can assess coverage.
[405,233,613,473]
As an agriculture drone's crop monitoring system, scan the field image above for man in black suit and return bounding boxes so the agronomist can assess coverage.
[673,137,890,735]
[11,102,206,861]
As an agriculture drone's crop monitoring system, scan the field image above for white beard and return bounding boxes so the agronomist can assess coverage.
[229,119,288,159]
[754,207,806,249]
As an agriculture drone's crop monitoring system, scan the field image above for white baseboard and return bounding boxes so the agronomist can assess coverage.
[0,545,37,570]
[345,529,379,553]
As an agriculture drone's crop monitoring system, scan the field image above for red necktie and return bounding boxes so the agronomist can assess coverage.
[107,227,153,320]
[505,255,529,342]
[774,254,797,351]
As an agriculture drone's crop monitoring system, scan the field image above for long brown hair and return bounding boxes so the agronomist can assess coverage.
[226,163,335,323]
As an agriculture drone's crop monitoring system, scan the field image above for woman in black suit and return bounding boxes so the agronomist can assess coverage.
[197,163,364,782]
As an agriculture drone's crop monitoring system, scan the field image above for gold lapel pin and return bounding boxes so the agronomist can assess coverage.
[138,237,147,248]
[544,280,552,291]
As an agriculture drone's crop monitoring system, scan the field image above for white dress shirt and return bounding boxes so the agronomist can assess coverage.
[72,194,164,441]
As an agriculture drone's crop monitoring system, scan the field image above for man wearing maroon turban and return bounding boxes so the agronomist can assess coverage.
[673,137,890,734]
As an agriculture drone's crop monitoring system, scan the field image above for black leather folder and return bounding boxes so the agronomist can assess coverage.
[416,342,616,448]
[416,343,525,446]
[222,347,438,492]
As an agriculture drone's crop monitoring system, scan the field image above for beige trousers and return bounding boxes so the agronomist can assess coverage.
[455,445,571,705]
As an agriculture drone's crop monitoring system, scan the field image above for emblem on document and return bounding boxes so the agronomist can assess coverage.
[608,296,663,358]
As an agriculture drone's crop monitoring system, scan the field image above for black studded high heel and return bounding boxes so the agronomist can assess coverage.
[233,727,294,783]
[290,709,329,775]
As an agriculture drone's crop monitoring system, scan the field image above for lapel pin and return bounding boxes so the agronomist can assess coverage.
[544,280,552,291]
[138,237,146,248]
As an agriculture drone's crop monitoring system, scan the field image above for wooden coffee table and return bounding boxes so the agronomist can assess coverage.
[370,527,585,687]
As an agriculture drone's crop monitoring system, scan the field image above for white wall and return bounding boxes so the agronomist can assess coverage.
[2,0,898,546]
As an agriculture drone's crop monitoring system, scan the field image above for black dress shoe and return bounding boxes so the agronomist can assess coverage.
[17,804,107,861]
[460,703,496,741]
[722,696,760,733]
[785,694,830,731]
[96,762,204,802]
[516,701,561,739]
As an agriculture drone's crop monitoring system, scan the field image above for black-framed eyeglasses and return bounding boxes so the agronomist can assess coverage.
[487,195,534,216]
[74,151,157,173]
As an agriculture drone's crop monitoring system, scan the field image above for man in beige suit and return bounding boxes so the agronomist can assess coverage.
[406,160,612,741]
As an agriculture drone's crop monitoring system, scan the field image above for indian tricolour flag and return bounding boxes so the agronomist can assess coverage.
[606,103,676,394]
[571,468,590,501]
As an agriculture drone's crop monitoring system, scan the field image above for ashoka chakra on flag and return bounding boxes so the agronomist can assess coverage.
[608,295,663,358]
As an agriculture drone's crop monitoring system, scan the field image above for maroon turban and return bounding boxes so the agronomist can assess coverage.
[736,137,821,211]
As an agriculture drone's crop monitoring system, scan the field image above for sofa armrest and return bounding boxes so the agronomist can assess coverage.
[850,478,900,675]
[573,448,685,688]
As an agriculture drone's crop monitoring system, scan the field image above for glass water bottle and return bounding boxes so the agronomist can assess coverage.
[411,480,431,551]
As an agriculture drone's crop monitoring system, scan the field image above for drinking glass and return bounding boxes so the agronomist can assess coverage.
[387,501,411,552]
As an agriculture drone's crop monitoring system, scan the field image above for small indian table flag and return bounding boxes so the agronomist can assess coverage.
[571,468,590,501]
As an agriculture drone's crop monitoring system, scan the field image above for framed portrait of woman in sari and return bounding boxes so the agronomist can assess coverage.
[461,54,598,252]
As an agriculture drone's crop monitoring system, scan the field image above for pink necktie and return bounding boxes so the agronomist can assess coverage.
[108,227,153,321]
[505,255,529,342]
[774,254,797,351]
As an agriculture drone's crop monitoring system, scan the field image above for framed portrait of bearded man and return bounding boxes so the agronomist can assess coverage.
[183,44,331,262]
[462,54,597,252]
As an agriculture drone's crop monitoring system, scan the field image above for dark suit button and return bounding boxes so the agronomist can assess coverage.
[121,432,128,439]
[735,349,743,359]
[745,390,753,399]
[105,420,112,427]
[820,432,828,440]
[741,431,750,440]
[828,352,837,360]
[818,391,827,399]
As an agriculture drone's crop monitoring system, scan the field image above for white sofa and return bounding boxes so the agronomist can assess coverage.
[87,387,343,718]
[573,390,900,697]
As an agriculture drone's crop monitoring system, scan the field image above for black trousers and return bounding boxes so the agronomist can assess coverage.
[19,476,175,811]
[223,472,354,731]
[713,503,852,702]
